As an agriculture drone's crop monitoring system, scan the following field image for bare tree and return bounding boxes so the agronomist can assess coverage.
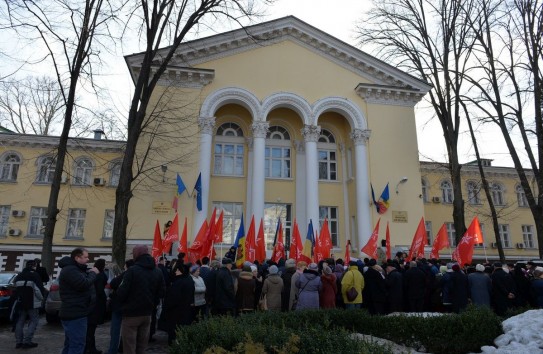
[461,0,543,258]
[3,0,118,273]
[357,0,476,243]
[112,0,273,265]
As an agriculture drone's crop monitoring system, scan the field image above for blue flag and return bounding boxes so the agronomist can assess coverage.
[194,173,202,211]
[176,173,186,195]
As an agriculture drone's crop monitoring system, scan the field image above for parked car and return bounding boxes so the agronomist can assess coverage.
[0,272,17,319]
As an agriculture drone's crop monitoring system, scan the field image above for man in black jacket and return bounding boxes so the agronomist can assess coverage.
[58,248,99,354]
[213,258,236,316]
[13,259,46,349]
[117,245,165,354]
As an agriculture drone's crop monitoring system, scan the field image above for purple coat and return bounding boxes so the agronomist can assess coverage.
[295,269,322,310]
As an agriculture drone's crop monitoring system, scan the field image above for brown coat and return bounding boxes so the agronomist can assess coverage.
[236,271,256,311]
[262,274,283,311]
[320,273,337,308]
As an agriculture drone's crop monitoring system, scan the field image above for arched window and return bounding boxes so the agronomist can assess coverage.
[466,181,481,205]
[36,156,56,183]
[421,178,429,203]
[110,161,121,187]
[73,158,93,185]
[440,180,454,203]
[0,152,21,181]
[516,184,528,207]
[318,129,337,181]
[265,126,291,178]
[491,182,505,205]
[214,123,244,176]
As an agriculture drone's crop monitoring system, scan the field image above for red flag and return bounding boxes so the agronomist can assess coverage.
[245,216,256,262]
[177,217,188,255]
[162,213,179,253]
[202,208,217,259]
[430,223,450,259]
[344,240,351,265]
[407,217,427,261]
[215,210,224,243]
[271,221,285,262]
[172,195,178,211]
[385,222,391,260]
[290,220,303,262]
[187,220,208,263]
[313,233,321,263]
[452,217,481,265]
[361,218,380,259]
[320,219,332,260]
[472,217,484,244]
[255,219,266,262]
[152,220,162,262]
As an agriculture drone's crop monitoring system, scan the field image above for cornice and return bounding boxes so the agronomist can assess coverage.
[0,133,125,153]
[419,161,534,179]
[355,84,425,107]
[129,65,215,88]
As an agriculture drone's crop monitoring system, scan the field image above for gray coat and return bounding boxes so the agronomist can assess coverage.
[295,270,322,310]
[262,274,283,311]
[468,271,492,307]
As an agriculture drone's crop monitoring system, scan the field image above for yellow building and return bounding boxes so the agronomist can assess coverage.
[421,160,539,261]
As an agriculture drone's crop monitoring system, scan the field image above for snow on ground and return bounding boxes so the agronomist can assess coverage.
[477,309,543,354]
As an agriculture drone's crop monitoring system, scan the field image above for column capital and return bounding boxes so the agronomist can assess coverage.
[351,129,371,145]
[198,116,216,135]
[301,125,321,142]
[251,121,269,139]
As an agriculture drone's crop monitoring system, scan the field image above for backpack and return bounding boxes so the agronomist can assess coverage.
[16,280,35,310]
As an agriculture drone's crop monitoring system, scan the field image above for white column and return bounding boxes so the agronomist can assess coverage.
[194,117,215,237]
[351,129,372,253]
[245,137,254,218]
[294,140,306,234]
[251,121,269,223]
[302,125,321,236]
[339,143,351,246]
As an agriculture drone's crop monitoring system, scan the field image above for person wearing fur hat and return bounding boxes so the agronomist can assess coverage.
[236,265,256,313]
[281,259,297,311]
[295,263,322,310]
[468,264,492,308]
[261,265,283,311]
[319,265,337,309]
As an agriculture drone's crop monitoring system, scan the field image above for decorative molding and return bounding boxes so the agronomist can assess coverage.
[0,133,125,153]
[293,140,305,153]
[198,117,216,135]
[355,84,426,107]
[261,92,312,125]
[301,125,321,142]
[200,87,260,119]
[130,65,214,88]
[245,137,254,150]
[312,96,366,130]
[351,129,371,145]
[251,121,269,139]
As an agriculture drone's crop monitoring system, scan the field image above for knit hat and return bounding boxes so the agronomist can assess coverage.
[285,258,296,269]
[269,265,279,274]
[475,264,485,272]
[250,265,257,272]
[132,245,149,259]
[242,265,252,272]
[308,263,318,271]
[190,265,200,274]
[439,265,448,274]
[222,258,233,265]
[323,265,332,275]
[368,259,377,267]
[452,264,461,271]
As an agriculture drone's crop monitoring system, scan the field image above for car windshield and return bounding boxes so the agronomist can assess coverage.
[0,273,15,284]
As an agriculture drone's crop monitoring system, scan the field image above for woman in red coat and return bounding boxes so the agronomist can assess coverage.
[320,265,337,308]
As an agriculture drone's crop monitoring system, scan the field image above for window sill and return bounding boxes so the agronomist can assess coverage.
[33,181,52,185]
[63,237,85,241]
[71,184,92,187]
[318,180,341,184]
[212,174,245,178]
[25,235,44,239]
[265,177,293,181]
[0,180,17,184]
[100,237,112,241]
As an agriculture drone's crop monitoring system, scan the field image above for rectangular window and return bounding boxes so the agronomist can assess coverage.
[318,150,337,181]
[66,209,86,239]
[0,205,10,237]
[319,206,339,247]
[102,210,115,239]
[264,203,291,250]
[265,147,291,178]
[425,221,432,246]
[214,143,244,176]
[522,225,534,248]
[211,202,243,245]
[498,224,511,248]
[28,207,47,237]
[446,222,456,247]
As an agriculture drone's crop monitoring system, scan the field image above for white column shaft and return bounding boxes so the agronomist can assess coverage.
[194,117,215,237]
[250,122,269,223]
[352,129,372,252]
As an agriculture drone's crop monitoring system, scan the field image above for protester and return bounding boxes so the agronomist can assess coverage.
[295,263,322,310]
[449,264,469,313]
[385,262,403,313]
[491,262,517,316]
[341,260,364,309]
[163,263,194,345]
[213,258,236,316]
[319,265,337,309]
[468,264,492,308]
[34,258,50,285]
[281,259,296,311]
[404,261,427,312]
[107,260,134,354]
[289,261,307,310]
[531,268,543,308]
[86,258,108,354]
[364,259,387,315]
[261,265,283,311]
[190,265,206,322]
[236,265,256,313]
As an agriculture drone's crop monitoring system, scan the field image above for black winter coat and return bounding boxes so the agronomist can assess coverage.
[385,269,403,312]
[164,274,195,326]
[58,256,97,320]
[214,266,236,310]
[117,254,165,317]
[404,267,427,300]
[88,271,108,325]
[449,270,469,313]
[281,267,296,311]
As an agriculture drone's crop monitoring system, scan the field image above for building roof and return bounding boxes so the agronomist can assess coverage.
[0,132,125,153]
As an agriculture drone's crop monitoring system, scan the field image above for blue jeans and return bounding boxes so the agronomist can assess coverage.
[108,311,122,354]
[15,308,39,344]
[61,317,87,354]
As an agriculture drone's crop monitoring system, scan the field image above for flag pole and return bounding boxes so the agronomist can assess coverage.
[482,243,488,263]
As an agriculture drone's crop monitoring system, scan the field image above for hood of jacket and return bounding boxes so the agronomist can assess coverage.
[134,253,157,269]
[239,271,253,280]
[266,273,282,284]
[302,269,319,280]
[58,256,87,271]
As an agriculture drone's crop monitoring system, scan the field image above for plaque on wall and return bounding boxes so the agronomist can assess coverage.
[152,201,171,215]
[392,211,408,223]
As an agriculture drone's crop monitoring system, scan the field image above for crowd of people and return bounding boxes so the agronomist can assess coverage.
[11,246,543,354]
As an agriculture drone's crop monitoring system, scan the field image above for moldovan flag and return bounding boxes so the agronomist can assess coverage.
[245,216,257,263]
[371,183,390,214]
[452,217,481,265]
[385,222,391,260]
[271,220,285,263]
[319,219,332,260]
[214,210,224,243]
[234,214,245,268]
[430,223,449,259]
[407,217,427,261]
[255,219,266,263]
[300,220,315,264]
[289,220,303,262]
[344,240,352,265]
[177,217,188,254]
[152,220,162,262]
[162,213,179,253]
[361,218,381,259]
[187,220,208,263]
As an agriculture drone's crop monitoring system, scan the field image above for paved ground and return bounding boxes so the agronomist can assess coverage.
[0,315,169,354]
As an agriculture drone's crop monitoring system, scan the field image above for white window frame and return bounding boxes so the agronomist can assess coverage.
[265,144,291,179]
[516,184,528,207]
[498,224,511,248]
[214,123,244,177]
[0,152,21,181]
[36,156,56,183]
[66,209,86,239]
[110,161,121,187]
[73,158,93,185]
[28,207,47,237]
[466,181,481,205]
[319,206,339,247]
[425,221,432,246]
[0,205,10,237]
[211,201,243,245]
[446,222,456,247]
[318,129,337,181]
[264,203,292,250]
[491,183,505,206]
[522,225,534,249]
[102,209,115,239]
[421,178,430,203]
[441,181,454,204]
